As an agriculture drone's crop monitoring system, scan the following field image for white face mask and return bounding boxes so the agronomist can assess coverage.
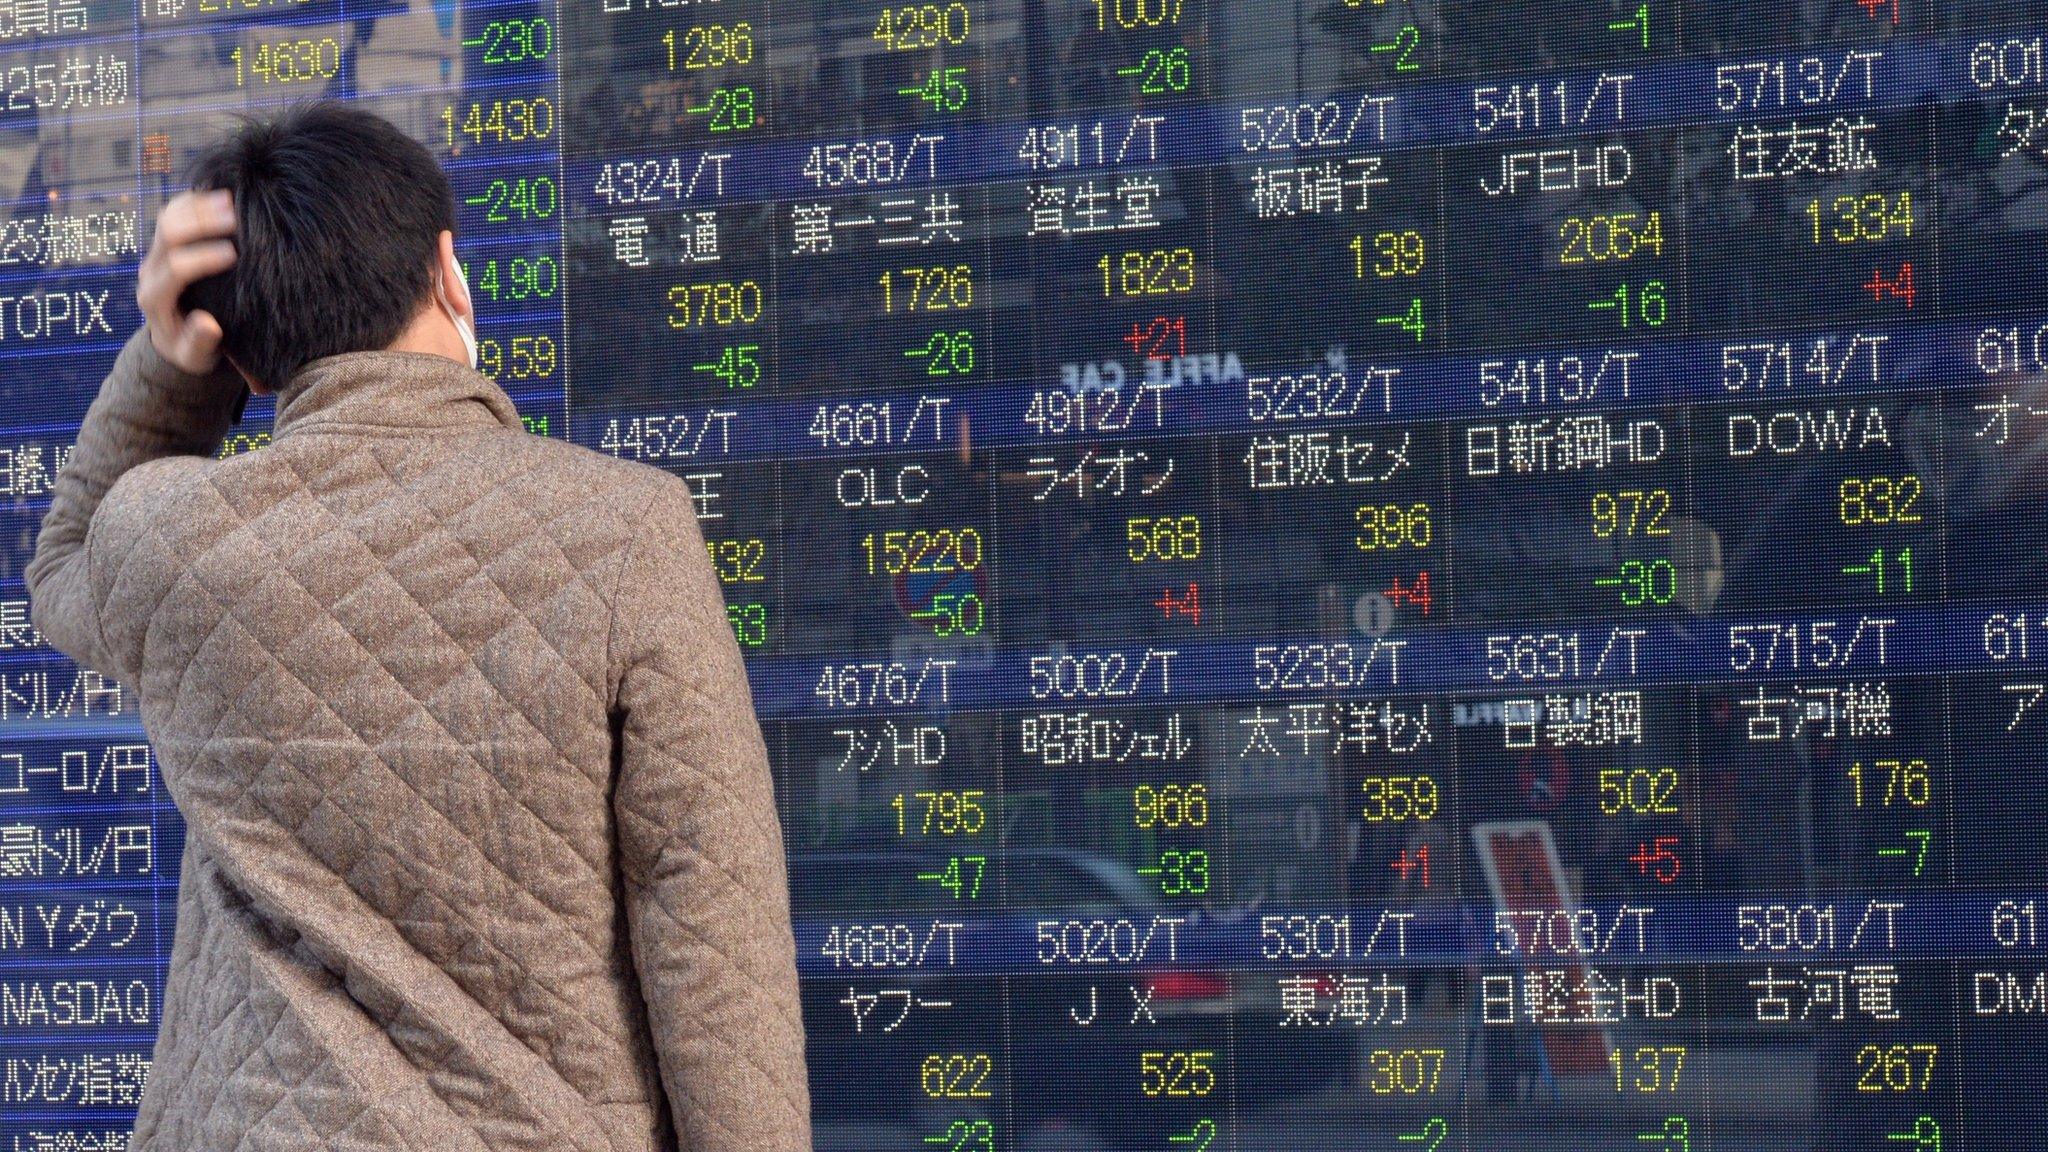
[436,261,480,370]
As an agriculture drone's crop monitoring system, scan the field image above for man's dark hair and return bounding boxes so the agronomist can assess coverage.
[181,101,456,389]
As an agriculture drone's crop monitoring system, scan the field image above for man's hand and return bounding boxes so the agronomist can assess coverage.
[138,189,238,375]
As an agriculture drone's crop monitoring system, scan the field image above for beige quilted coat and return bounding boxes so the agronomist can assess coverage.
[24,328,811,1152]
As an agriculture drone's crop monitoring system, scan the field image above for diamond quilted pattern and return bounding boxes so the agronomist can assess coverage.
[23,331,809,1151]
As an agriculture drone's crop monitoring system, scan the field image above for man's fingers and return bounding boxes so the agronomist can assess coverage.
[135,260,174,324]
[161,239,237,290]
[184,309,222,345]
[177,310,224,363]
[152,190,237,252]
[138,190,236,375]
[138,196,236,333]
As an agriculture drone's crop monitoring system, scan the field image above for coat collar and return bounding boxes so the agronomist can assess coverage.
[270,350,524,439]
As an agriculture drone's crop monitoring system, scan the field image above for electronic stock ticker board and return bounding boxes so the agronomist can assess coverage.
[6,0,2048,1149]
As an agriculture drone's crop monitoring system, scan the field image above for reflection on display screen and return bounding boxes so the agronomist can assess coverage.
[5,0,2048,1148]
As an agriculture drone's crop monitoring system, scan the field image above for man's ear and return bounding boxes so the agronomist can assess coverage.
[226,353,270,396]
[437,230,472,323]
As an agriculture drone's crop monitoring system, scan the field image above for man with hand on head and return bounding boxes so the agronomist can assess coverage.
[25,101,810,1152]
